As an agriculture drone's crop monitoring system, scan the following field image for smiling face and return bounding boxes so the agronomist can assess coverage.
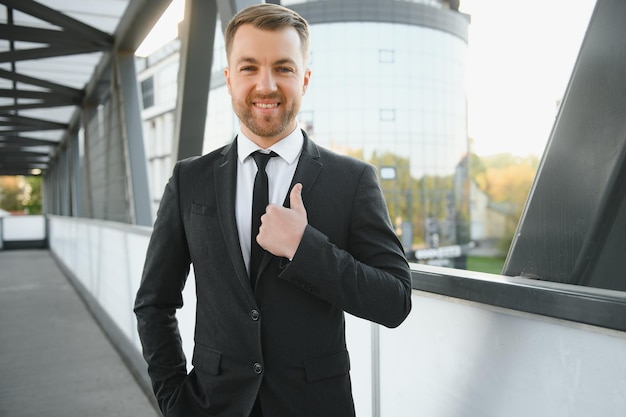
[224,24,311,147]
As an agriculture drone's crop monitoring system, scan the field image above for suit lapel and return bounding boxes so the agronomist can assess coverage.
[285,132,322,207]
[215,138,252,295]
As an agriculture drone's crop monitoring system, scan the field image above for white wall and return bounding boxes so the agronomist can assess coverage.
[379,293,626,417]
[48,215,196,362]
[2,215,46,241]
[48,216,626,417]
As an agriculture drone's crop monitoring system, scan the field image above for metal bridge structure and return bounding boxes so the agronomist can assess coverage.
[1,1,625,416]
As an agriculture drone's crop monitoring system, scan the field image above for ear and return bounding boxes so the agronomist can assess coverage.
[224,67,232,95]
[302,68,311,95]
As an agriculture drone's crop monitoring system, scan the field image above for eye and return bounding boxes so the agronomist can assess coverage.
[277,67,294,73]
[240,66,256,72]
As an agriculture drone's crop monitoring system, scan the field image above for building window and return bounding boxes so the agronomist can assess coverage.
[379,49,395,63]
[380,109,395,121]
[141,77,154,109]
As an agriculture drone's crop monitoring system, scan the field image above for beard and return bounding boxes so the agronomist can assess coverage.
[233,94,299,139]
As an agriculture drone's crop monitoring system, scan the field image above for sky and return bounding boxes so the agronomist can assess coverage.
[135,0,184,57]
[459,0,596,156]
[136,0,597,157]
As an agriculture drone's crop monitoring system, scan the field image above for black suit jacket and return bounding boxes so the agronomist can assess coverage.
[134,133,412,417]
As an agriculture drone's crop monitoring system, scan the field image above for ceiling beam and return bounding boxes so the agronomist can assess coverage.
[1,0,113,44]
[0,114,68,130]
[0,88,80,101]
[0,23,111,47]
[0,135,59,146]
[0,44,108,63]
[0,99,78,112]
[0,68,83,96]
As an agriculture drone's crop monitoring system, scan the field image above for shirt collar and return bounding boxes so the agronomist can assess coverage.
[237,126,303,166]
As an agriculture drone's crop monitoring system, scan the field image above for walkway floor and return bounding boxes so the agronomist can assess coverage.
[0,249,160,417]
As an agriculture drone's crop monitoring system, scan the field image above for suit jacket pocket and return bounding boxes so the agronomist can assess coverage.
[303,349,350,382]
[192,344,222,376]
[191,202,217,217]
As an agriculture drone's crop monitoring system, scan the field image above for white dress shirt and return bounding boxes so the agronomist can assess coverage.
[236,127,303,274]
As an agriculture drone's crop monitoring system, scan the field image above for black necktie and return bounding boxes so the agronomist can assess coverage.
[250,151,277,287]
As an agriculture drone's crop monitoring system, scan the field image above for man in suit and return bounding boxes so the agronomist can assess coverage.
[134,4,412,417]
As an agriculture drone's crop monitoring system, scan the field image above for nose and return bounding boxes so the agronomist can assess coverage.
[256,69,277,93]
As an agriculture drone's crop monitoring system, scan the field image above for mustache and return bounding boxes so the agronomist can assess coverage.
[250,93,282,101]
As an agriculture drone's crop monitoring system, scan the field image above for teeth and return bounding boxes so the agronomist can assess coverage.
[256,103,278,109]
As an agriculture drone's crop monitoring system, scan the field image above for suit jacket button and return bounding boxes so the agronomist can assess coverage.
[253,362,263,374]
[251,310,260,321]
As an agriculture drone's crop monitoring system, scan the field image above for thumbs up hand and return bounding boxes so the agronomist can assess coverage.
[257,183,308,260]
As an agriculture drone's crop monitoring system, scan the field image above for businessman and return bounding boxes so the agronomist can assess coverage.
[134,4,412,417]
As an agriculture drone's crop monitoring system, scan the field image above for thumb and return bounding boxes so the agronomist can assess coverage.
[290,183,305,213]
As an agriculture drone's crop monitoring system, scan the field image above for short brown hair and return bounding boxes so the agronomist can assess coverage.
[224,4,310,64]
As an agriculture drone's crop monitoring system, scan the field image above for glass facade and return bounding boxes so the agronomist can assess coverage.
[304,21,468,178]
[137,44,181,217]
[289,0,470,260]
[139,0,470,264]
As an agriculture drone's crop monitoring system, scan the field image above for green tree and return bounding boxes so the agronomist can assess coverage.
[24,176,43,214]
[0,176,25,212]
[470,153,540,252]
[0,175,43,214]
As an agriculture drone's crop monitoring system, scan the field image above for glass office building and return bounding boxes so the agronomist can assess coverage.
[139,0,471,262]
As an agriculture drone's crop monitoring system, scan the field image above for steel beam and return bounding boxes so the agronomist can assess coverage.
[1,0,113,45]
[172,0,219,162]
[117,52,152,226]
[504,0,626,292]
